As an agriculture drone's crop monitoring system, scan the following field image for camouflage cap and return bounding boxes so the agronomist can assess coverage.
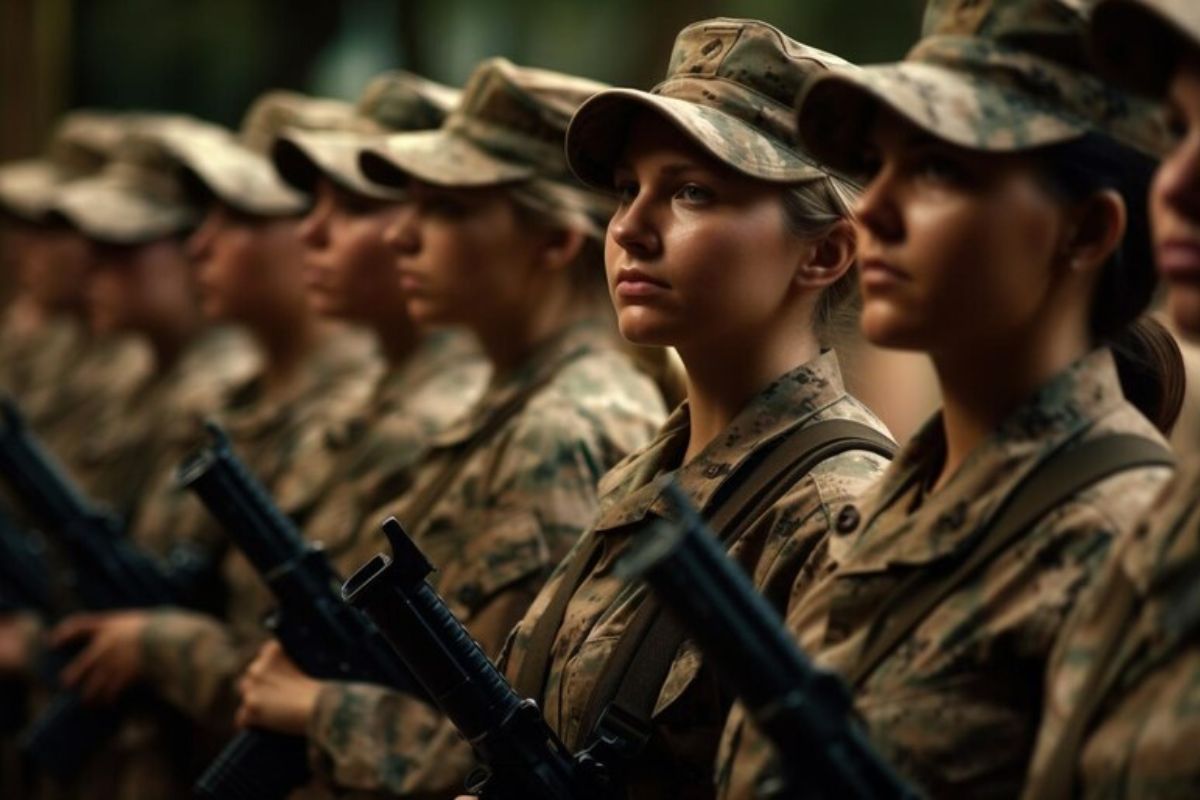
[0,110,129,223]
[1090,0,1200,97]
[359,57,605,188]
[138,92,358,218]
[566,18,854,189]
[796,0,1173,178]
[51,118,200,244]
[272,71,460,200]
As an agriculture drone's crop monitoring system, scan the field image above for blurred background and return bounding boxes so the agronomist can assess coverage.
[0,0,924,161]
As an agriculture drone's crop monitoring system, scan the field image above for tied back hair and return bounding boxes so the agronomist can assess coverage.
[1034,132,1185,434]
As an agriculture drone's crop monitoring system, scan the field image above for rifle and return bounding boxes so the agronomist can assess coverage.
[0,503,51,735]
[0,396,214,778]
[616,482,919,800]
[180,422,423,800]
[342,516,615,800]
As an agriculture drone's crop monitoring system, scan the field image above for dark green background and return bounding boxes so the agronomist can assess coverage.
[1,0,924,157]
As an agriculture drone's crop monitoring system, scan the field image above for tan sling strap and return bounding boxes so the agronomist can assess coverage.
[396,345,588,532]
[844,433,1174,691]
[531,420,897,757]
[1028,488,1200,799]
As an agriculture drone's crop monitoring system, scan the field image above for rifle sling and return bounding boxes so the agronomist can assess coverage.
[523,419,897,755]
[844,433,1173,690]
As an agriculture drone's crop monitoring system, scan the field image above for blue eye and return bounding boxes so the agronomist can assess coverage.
[675,183,714,204]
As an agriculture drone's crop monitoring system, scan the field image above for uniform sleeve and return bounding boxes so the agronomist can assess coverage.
[305,407,612,794]
[140,608,252,734]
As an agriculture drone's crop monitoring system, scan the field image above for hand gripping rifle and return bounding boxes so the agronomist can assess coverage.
[180,422,423,800]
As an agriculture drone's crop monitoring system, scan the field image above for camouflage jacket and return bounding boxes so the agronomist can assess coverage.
[302,321,667,797]
[1024,457,1200,799]
[137,326,382,724]
[487,351,889,800]
[68,326,257,523]
[716,348,1173,799]
[133,328,480,729]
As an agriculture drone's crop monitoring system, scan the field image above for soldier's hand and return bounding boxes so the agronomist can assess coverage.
[0,611,41,675]
[51,610,151,705]
[235,639,321,735]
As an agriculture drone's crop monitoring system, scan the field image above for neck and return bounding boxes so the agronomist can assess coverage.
[251,311,325,398]
[678,329,822,464]
[475,283,589,376]
[930,326,1090,492]
[371,313,423,368]
[148,309,204,373]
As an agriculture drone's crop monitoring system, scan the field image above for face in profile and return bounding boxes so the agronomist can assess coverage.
[1151,52,1200,338]
[384,180,546,330]
[605,113,816,354]
[20,224,91,315]
[298,178,409,325]
[86,237,193,336]
[851,112,1081,355]
[186,202,308,325]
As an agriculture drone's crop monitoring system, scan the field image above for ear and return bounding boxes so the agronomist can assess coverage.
[537,225,588,274]
[794,219,856,291]
[1057,188,1126,276]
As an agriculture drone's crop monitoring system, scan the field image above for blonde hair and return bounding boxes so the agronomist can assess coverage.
[781,173,861,345]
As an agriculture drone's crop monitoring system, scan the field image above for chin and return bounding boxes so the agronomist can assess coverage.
[405,298,451,328]
[1167,284,1200,342]
[616,308,676,348]
[860,303,930,351]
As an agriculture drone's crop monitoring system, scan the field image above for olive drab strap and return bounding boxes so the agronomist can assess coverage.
[844,433,1174,691]
[572,419,898,757]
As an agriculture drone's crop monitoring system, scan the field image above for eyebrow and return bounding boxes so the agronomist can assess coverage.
[612,161,706,178]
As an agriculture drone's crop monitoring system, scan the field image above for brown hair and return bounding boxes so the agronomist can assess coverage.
[1034,133,1185,435]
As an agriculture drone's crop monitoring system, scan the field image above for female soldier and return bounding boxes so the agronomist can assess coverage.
[82,73,489,742]
[718,1,1183,797]
[1023,1,1200,796]
[426,18,895,799]
[232,57,668,797]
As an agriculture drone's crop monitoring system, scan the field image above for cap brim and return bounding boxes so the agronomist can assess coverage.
[170,137,308,217]
[359,129,534,189]
[0,160,65,223]
[795,62,1089,177]
[566,89,827,189]
[1091,0,1200,98]
[273,130,404,201]
[52,175,197,245]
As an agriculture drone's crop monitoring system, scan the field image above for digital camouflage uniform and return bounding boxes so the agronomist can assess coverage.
[716,6,1173,791]
[304,321,665,797]
[132,75,488,735]
[1020,2,1200,797]
[288,59,667,797]
[485,23,890,800]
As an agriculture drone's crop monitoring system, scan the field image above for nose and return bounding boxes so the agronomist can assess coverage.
[608,188,661,261]
[298,190,334,249]
[854,164,904,246]
[185,207,222,263]
[1155,132,1200,227]
[383,204,420,257]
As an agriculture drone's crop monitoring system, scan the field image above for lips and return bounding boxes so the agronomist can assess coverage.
[859,257,909,290]
[614,267,670,300]
[1157,238,1200,283]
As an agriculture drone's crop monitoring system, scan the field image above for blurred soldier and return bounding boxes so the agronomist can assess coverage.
[101,72,489,749]
[1025,1,1200,796]
[232,57,666,797]
[0,112,153,460]
[719,1,1180,796]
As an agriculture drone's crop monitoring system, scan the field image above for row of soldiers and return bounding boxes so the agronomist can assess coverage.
[0,0,1198,797]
